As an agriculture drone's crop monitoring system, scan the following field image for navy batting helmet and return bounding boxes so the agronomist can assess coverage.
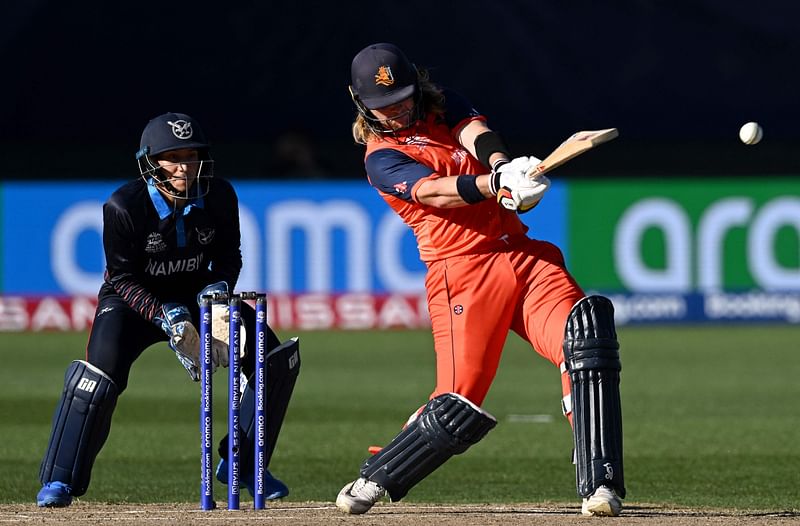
[349,43,422,136]
[135,112,214,200]
[350,43,417,110]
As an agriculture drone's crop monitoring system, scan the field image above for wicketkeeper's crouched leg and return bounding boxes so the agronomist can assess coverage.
[38,360,119,506]
[216,337,300,498]
[336,392,496,514]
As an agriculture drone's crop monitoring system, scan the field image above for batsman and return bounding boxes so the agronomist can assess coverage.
[336,43,625,516]
[36,112,301,507]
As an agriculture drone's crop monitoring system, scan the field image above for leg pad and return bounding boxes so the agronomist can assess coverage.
[564,296,625,499]
[39,360,118,496]
[361,392,496,501]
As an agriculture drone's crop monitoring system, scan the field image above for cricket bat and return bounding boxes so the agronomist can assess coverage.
[528,128,618,178]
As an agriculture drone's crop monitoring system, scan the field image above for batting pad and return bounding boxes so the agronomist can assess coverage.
[361,392,496,501]
[39,360,118,496]
[564,296,625,499]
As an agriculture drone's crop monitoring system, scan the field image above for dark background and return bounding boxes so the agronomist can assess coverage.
[2,1,798,180]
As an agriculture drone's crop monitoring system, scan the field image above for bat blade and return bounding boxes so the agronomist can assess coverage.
[529,128,618,178]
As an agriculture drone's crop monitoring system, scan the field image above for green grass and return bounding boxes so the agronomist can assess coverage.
[2,326,799,510]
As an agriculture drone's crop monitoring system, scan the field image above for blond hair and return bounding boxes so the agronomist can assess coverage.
[351,69,446,145]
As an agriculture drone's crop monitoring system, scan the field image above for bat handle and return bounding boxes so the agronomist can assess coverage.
[527,165,543,179]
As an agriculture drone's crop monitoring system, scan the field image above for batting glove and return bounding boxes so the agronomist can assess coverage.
[490,155,550,212]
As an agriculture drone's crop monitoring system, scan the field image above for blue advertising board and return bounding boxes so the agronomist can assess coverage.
[0,180,568,295]
[3,179,799,327]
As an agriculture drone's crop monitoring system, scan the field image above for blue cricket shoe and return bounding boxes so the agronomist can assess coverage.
[37,481,73,507]
[215,459,289,500]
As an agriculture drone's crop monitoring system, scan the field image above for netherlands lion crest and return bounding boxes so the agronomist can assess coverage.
[374,65,395,87]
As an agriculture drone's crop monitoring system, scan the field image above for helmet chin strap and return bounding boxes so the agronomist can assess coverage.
[361,102,420,137]
[158,177,185,199]
[158,173,205,203]
[372,105,416,130]
[350,85,422,139]
[138,155,213,202]
[139,156,183,199]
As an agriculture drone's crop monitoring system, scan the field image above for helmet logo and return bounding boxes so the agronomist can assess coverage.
[167,120,194,140]
[375,65,395,87]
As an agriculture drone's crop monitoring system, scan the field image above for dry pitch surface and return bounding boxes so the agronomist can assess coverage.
[2,502,799,526]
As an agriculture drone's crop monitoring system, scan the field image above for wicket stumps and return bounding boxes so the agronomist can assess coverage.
[199,292,267,511]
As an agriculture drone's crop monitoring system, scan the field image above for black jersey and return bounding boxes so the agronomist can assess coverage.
[98,177,242,323]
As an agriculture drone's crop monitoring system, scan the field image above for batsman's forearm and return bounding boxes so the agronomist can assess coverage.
[415,174,494,208]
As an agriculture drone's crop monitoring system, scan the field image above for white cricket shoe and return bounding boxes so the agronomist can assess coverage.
[336,477,386,514]
[581,485,622,516]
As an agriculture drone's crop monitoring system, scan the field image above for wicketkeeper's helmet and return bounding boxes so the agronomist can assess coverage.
[135,112,214,200]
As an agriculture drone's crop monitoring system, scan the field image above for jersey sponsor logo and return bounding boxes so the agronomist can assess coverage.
[77,377,97,393]
[167,119,194,139]
[145,253,205,276]
[196,227,215,245]
[374,65,395,87]
[145,232,168,253]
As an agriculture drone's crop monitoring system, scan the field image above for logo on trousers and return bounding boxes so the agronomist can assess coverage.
[603,462,614,480]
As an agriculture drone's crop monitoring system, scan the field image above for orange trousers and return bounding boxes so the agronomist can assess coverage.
[425,236,584,415]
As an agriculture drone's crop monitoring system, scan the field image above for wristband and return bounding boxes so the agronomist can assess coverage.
[456,175,486,204]
[488,159,510,196]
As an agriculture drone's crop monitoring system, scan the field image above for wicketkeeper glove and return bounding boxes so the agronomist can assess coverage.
[489,155,550,213]
[196,280,230,305]
[197,281,246,363]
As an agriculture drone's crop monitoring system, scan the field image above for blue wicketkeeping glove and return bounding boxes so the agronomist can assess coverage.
[197,281,229,305]
[155,303,204,381]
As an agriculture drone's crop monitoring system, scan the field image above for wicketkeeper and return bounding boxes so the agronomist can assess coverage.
[36,112,300,507]
[336,43,625,517]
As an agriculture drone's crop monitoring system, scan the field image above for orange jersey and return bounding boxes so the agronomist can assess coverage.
[364,93,527,262]
[363,89,584,414]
